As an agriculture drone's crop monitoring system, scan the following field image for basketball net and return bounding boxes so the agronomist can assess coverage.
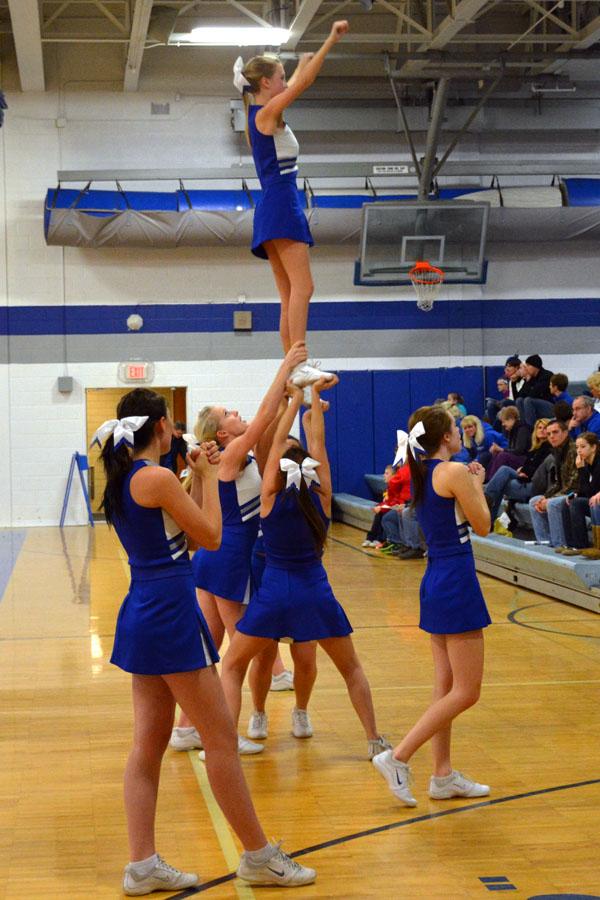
[408,261,445,312]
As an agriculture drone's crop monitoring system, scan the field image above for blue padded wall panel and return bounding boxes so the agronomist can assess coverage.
[485,366,506,404]
[409,369,442,411]
[443,367,485,417]
[562,178,600,206]
[372,370,411,473]
[334,371,375,497]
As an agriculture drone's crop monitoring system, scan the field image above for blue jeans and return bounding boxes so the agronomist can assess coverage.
[382,508,402,544]
[529,494,571,546]
[401,506,422,550]
[484,465,532,520]
[517,397,555,428]
[566,496,592,548]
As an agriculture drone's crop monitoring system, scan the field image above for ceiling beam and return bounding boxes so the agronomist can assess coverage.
[124,0,153,92]
[284,0,325,51]
[560,13,600,50]
[396,0,492,78]
[7,0,45,91]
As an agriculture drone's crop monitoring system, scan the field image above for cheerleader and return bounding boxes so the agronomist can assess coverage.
[372,405,491,807]
[95,388,315,893]
[233,20,349,387]
[221,378,391,758]
[172,342,307,755]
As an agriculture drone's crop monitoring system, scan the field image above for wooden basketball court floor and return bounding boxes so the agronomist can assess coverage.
[1,521,599,899]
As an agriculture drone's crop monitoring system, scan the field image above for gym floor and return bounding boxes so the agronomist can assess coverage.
[1,522,599,899]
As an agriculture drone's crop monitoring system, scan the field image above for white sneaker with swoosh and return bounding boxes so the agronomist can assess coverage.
[237,842,316,886]
[372,749,417,807]
[123,855,198,895]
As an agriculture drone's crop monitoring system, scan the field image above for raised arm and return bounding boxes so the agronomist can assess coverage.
[261,384,304,500]
[219,341,307,478]
[304,377,337,509]
[256,21,349,131]
[253,394,288,475]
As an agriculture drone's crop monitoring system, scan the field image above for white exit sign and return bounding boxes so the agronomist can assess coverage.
[118,361,155,383]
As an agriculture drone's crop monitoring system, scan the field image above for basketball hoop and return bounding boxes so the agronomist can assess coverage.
[409,261,444,312]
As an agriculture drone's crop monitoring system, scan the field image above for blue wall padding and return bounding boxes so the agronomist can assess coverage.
[335,371,375,497]
[485,365,506,400]
[44,188,178,234]
[312,193,416,209]
[324,367,486,496]
[562,178,600,206]
[372,370,412,473]
[177,189,257,211]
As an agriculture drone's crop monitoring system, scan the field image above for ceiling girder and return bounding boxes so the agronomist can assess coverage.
[284,0,326,51]
[7,0,45,91]
[124,0,153,91]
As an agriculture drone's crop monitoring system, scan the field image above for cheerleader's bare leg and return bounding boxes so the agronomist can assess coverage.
[289,641,318,710]
[264,240,292,353]
[392,629,484,763]
[249,641,279,711]
[164,667,268,850]
[177,588,226,730]
[268,239,313,347]
[318,636,380,741]
[429,634,454,777]
[221,631,274,728]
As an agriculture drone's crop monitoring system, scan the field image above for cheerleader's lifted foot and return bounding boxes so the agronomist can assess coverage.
[290,360,334,388]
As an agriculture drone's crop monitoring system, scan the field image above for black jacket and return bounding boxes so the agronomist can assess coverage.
[519,367,554,403]
[520,441,552,480]
[530,439,578,497]
[576,454,600,499]
[506,422,531,456]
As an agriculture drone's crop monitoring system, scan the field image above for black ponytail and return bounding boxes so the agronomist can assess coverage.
[280,446,327,555]
[99,388,168,525]
[407,405,454,508]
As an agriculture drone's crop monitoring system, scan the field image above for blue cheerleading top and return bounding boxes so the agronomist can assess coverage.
[261,486,328,569]
[248,106,299,189]
[415,459,472,559]
[113,459,191,580]
[219,455,262,530]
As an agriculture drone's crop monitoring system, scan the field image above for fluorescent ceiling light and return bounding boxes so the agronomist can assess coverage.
[188,26,290,45]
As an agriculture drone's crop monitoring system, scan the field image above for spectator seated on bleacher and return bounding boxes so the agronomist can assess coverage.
[362,463,410,549]
[549,373,573,407]
[485,354,524,426]
[586,370,600,414]
[516,354,555,427]
[563,432,600,557]
[528,419,578,548]
[569,395,600,440]
[381,503,425,560]
[461,415,507,469]
[484,418,552,523]
[362,464,393,547]
[553,399,573,427]
[447,392,467,418]
[486,406,531,480]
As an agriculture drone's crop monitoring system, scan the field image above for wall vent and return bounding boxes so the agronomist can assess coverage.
[151,102,170,115]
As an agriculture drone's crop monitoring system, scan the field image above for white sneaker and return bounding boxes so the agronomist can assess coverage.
[123,855,198,895]
[169,727,203,751]
[290,361,334,388]
[367,735,393,760]
[372,750,417,807]
[199,735,264,761]
[248,711,268,740]
[270,670,294,691]
[292,708,313,738]
[428,770,490,799]
[237,842,316,886]
[362,539,378,548]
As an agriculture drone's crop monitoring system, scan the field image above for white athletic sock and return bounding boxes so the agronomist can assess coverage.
[128,853,159,876]
[431,772,454,785]
[244,843,276,865]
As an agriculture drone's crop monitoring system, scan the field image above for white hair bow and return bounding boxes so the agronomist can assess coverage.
[233,56,251,94]
[183,433,200,452]
[393,422,426,466]
[90,416,149,450]
[280,456,321,491]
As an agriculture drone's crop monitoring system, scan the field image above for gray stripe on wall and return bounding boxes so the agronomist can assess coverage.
[1,327,599,365]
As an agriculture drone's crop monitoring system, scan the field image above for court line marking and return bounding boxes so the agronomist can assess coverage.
[187,754,256,900]
[508,603,600,640]
[170,776,600,897]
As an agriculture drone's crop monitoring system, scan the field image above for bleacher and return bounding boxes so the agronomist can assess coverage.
[326,368,600,613]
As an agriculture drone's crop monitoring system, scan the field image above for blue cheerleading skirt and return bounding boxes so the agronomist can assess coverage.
[192,522,258,603]
[419,550,491,635]
[110,571,219,675]
[251,181,314,260]
[237,562,353,642]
